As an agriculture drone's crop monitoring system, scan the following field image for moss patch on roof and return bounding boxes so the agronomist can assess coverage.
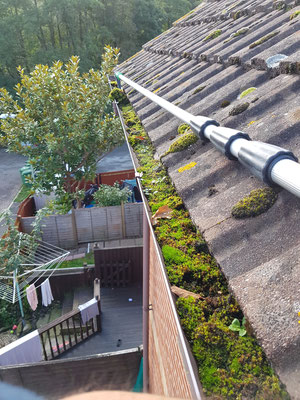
[220,100,231,108]
[178,123,191,135]
[203,29,222,42]
[249,31,279,49]
[231,188,278,218]
[240,87,257,99]
[164,132,198,156]
[193,86,206,95]
[290,10,300,20]
[229,102,250,116]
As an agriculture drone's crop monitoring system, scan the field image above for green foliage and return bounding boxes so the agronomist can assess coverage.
[0,48,123,195]
[229,317,247,336]
[249,32,279,49]
[93,183,131,207]
[0,0,198,92]
[120,102,288,399]
[0,300,19,329]
[109,88,129,105]
[231,188,278,218]
[203,29,222,42]
[48,191,74,215]
[14,185,33,203]
[240,87,257,99]
[52,252,95,269]
[0,208,49,275]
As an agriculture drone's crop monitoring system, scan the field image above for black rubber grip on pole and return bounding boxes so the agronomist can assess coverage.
[199,120,220,141]
[224,132,251,160]
[263,151,298,185]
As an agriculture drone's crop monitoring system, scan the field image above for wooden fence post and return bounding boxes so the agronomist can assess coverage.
[94,278,101,332]
[121,202,126,239]
[71,209,78,246]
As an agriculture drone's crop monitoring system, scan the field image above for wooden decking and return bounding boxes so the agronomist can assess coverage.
[58,285,143,359]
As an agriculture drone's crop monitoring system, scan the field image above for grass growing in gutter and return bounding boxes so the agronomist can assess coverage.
[121,102,289,400]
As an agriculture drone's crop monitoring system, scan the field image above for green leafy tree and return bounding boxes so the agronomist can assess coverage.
[0,208,48,275]
[0,0,201,92]
[0,46,123,194]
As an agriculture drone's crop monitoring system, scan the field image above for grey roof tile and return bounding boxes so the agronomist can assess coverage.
[118,0,300,396]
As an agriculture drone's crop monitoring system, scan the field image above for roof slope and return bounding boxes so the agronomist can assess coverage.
[118,0,300,397]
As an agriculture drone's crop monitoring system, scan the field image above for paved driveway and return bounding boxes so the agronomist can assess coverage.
[0,148,26,215]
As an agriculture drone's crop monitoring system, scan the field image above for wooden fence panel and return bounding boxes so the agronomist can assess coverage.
[54,215,76,248]
[125,203,143,238]
[74,209,94,243]
[0,348,142,399]
[89,207,109,241]
[106,206,123,240]
[21,204,143,249]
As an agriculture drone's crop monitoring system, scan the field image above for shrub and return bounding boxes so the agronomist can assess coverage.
[93,183,131,206]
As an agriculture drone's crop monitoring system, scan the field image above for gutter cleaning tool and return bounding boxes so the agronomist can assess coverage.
[115,71,300,199]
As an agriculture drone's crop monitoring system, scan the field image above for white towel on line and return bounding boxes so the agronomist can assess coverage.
[41,278,54,307]
[78,298,99,324]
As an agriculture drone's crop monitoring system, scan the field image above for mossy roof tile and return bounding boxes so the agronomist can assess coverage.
[118,0,300,396]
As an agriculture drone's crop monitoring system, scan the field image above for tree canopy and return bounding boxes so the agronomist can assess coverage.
[0,46,123,194]
[0,0,200,92]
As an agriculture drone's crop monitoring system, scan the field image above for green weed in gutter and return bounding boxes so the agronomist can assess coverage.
[120,102,288,400]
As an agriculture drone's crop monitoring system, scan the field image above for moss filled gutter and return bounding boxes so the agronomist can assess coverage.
[117,98,288,399]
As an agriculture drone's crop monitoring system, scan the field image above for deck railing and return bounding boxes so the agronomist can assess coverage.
[38,297,101,361]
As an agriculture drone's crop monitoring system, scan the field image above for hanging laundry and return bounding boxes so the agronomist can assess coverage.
[78,298,99,324]
[41,278,54,307]
[26,284,38,311]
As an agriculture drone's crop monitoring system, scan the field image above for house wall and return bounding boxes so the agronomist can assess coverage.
[20,203,143,249]
[0,348,142,399]
[147,230,201,399]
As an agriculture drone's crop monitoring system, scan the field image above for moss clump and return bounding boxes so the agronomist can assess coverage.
[233,10,242,20]
[240,87,257,99]
[231,188,278,218]
[178,123,191,135]
[120,103,288,399]
[108,88,129,105]
[229,102,249,116]
[231,27,249,37]
[220,100,231,108]
[164,132,198,156]
[249,31,279,49]
[203,29,222,42]
[193,86,206,95]
[290,10,300,20]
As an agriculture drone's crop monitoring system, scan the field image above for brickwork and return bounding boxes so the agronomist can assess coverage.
[148,232,199,399]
